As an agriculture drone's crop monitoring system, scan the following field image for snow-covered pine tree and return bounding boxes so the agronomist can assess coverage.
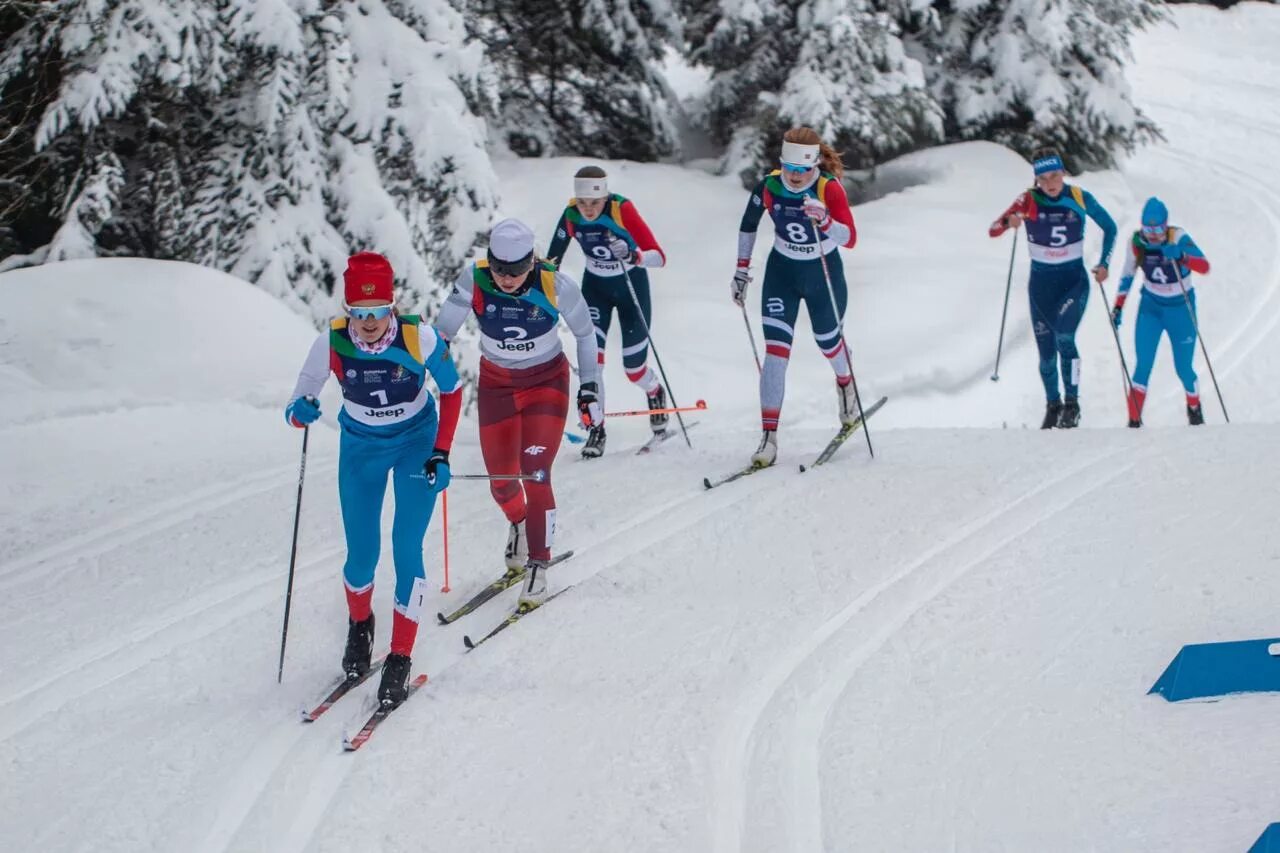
[0,0,498,326]
[471,0,680,160]
[688,0,943,185]
[898,0,1164,170]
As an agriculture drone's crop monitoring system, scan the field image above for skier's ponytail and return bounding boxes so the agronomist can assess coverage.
[782,126,844,180]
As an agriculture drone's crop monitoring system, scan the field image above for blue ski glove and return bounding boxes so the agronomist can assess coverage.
[424,449,451,493]
[1159,242,1184,261]
[285,396,320,428]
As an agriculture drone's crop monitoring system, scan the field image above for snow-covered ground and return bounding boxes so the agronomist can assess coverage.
[2,4,1279,851]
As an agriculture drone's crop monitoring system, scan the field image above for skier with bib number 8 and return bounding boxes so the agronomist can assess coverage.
[733,126,858,468]
[285,252,461,707]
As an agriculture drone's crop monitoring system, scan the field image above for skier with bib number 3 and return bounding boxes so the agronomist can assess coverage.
[1110,197,1211,426]
[732,126,859,468]
[435,219,601,612]
[547,166,668,458]
[285,252,461,708]
[990,147,1117,429]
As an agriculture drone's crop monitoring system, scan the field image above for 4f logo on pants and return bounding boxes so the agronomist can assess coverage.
[524,445,546,456]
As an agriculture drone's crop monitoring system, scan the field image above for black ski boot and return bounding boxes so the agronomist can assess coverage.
[1128,418,1142,428]
[647,385,669,433]
[1057,397,1081,429]
[581,425,606,459]
[1187,404,1205,426]
[378,653,412,708]
[1040,400,1063,430]
[342,614,375,681]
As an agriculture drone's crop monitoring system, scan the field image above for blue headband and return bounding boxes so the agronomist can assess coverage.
[1033,155,1065,176]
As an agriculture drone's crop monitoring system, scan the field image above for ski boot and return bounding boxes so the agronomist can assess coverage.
[1128,418,1142,428]
[342,614,375,681]
[1187,403,1205,426]
[836,379,859,426]
[517,559,549,612]
[1057,396,1081,429]
[751,430,777,468]
[647,385,669,433]
[504,520,528,574]
[1040,400,1063,430]
[581,425,607,459]
[378,652,412,708]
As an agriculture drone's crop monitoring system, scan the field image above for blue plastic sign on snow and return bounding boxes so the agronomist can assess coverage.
[1149,638,1280,702]
[1248,823,1280,853]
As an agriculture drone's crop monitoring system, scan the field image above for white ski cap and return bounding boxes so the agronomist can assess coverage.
[489,218,535,262]
[780,141,820,168]
[574,174,609,199]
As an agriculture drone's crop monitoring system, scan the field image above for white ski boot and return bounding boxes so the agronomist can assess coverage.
[837,380,859,426]
[750,430,777,468]
[504,520,528,572]
[517,559,549,611]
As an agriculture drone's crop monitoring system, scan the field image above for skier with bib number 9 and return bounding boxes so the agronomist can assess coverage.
[1110,197,1211,426]
[733,126,858,468]
[547,166,668,459]
[285,252,461,707]
[435,219,600,612]
[989,147,1117,429]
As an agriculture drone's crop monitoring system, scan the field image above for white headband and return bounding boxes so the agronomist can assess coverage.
[780,141,820,168]
[574,175,608,199]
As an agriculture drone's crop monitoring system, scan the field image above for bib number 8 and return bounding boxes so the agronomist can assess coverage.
[785,221,811,243]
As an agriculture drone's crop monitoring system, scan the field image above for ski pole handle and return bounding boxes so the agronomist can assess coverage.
[452,470,547,483]
[606,399,707,418]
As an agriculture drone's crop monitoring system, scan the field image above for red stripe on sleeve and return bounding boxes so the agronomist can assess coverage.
[820,180,857,249]
[619,200,665,264]
[434,388,462,452]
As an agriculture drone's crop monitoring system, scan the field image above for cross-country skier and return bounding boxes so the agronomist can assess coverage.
[1110,197,1211,426]
[546,166,668,458]
[989,148,1117,429]
[732,126,859,467]
[435,219,601,611]
[285,251,461,707]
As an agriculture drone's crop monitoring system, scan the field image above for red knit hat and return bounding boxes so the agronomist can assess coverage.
[343,252,395,304]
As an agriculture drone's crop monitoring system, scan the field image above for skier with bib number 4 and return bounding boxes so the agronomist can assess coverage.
[989,147,1117,429]
[435,219,600,611]
[733,126,858,468]
[285,252,461,707]
[547,166,668,458]
[1111,197,1211,426]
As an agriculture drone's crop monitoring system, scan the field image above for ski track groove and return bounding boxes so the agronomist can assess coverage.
[710,442,1148,853]
[0,458,337,590]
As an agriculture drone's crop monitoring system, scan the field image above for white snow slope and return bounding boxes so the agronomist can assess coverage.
[2,5,1279,852]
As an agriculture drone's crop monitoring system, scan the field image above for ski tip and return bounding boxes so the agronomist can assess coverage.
[435,612,449,625]
[798,464,808,473]
[463,635,476,650]
[702,477,713,490]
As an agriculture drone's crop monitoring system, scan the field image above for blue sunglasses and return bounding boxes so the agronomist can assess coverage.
[345,303,394,321]
[1141,224,1166,238]
[781,162,814,173]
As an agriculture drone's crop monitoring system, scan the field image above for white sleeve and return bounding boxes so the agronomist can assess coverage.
[434,267,474,341]
[555,272,600,385]
[289,333,330,402]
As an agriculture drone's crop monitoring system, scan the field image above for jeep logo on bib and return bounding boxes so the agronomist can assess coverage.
[364,406,406,419]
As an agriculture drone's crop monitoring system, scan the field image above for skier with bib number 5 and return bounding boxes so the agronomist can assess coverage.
[435,219,601,612]
[547,166,668,458]
[989,148,1117,429]
[284,252,461,707]
[733,126,858,468]
[1110,197,1211,426]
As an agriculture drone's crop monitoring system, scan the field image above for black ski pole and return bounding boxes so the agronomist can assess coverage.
[277,420,310,684]
[622,267,692,448]
[810,217,873,458]
[1173,263,1229,422]
[1096,277,1134,407]
[992,236,1018,381]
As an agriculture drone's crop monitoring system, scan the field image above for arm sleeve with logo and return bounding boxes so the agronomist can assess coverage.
[547,209,573,266]
[1083,190,1118,267]
[289,332,330,404]
[419,324,462,452]
[737,178,768,263]
[434,267,474,342]
[554,271,601,385]
[1175,229,1210,275]
[817,180,856,249]
[618,200,666,268]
